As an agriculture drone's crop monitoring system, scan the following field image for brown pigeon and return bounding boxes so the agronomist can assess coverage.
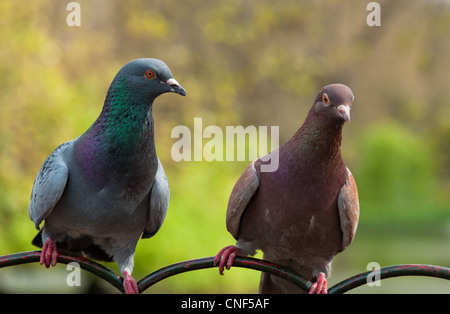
[214,84,359,294]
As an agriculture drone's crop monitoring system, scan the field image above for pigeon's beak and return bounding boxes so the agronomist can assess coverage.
[166,78,187,96]
[337,104,351,122]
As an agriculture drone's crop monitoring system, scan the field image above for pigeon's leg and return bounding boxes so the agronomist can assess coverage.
[308,272,328,294]
[214,245,243,275]
[40,237,58,268]
[123,271,139,294]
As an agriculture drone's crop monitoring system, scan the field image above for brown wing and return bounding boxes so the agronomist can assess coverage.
[226,160,260,239]
[337,167,360,252]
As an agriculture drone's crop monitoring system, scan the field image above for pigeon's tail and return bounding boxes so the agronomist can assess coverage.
[31,230,43,248]
[32,231,113,262]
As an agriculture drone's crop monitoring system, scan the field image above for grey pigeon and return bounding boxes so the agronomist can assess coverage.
[215,84,359,294]
[28,58,186,294]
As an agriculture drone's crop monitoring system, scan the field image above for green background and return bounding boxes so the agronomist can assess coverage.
[0,0,449,293]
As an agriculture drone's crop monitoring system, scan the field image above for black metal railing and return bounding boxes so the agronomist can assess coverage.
[1,250,449,293]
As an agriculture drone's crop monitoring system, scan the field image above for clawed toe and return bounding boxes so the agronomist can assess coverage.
[214,245,242,275]
[40,237,58,268]
[123,271,139,294]
[308,272,328,294]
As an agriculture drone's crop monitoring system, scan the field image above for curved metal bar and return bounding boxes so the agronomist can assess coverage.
[328,264,450,294]
[137,256,311,293]
[1,251,449,294]
[0,250,124,293]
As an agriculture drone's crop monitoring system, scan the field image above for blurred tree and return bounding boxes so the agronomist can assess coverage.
[355,122,445,226]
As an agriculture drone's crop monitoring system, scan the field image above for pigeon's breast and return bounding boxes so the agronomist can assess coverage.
[239,159,345,260]
[45,178,151,240]
[44,143,157,239]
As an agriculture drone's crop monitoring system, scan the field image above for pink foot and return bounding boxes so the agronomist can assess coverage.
[40,237,58,268]
[214,245,242,275]
[123,271,139,294]
[308,272,328,294]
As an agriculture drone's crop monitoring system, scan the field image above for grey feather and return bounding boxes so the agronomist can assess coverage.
[28,140,72,230]
[143,158,170,238]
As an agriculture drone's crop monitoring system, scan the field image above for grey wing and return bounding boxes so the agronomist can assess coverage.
[226,159,260,240]
[337,167,360,252]
[28,141,71,230]
[142,158,170,239]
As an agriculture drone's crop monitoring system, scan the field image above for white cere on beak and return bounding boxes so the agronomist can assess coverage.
[166,78,180,87]
[337,104,351,122]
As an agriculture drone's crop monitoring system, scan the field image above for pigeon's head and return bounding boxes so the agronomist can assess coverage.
[112,58,186,102]
[312,84,354,123]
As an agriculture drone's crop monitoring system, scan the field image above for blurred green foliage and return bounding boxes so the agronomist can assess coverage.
[0,0,449,293]
[357,122,446,224]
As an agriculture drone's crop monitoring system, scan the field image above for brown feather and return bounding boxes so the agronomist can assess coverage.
[337,168,360,252]
[226,160,260,239]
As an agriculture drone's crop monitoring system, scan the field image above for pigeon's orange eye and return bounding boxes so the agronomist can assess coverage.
[145,70,156,79]
[322,94,330,104]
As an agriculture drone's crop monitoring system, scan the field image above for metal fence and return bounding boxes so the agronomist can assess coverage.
[1,250,449,293]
